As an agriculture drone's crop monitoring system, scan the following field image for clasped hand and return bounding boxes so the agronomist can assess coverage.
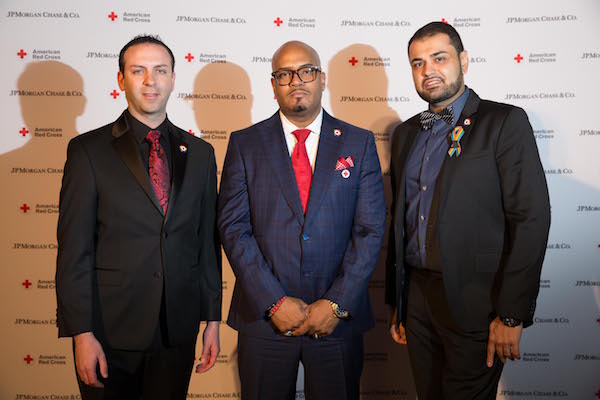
[271,298,340,337]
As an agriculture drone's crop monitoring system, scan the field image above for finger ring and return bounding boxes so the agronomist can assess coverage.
[284,331,293,337]
[312,333,320,340]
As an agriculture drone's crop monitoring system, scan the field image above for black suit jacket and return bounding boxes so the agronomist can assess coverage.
[385,90,550,332]
[56,111,221,350]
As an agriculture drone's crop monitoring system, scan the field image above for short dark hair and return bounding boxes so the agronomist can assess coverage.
[408,22,464,56]
[118,35,175,73]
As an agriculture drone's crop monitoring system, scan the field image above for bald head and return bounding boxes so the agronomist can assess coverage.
[270,40,325,127]
[272,41,321,71]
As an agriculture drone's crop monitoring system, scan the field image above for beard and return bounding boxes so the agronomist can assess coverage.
[292,105,308,112]
[417,69,464,105]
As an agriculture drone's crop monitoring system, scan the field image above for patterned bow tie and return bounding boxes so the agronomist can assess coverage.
[419,106,454,130]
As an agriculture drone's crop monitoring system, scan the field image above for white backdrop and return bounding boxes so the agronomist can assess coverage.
[1,0,599,398]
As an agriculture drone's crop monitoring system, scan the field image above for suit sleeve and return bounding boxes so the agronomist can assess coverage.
[494,107,551,327]
[197,146,222,321]
[323,133,387,315]
[55,137,97,337]
[217,134,286,318]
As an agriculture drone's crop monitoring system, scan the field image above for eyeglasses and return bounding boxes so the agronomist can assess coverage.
[271,66,322,86]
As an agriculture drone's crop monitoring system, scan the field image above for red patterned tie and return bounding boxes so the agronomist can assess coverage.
[146,130,171,214]
[291,129,312,213]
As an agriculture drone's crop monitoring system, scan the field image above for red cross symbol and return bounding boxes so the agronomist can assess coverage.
[20,203,31,213]
[185,53,194,62]
[20,127,29,137]
[108,12,117,21]
[188,129,195,136]
[348,57,358,66]
[22,279,32,289]
[17,49,27,59]
[274,17,283,26]
[514,53,524,63]
[24,355,33,364]
[110,90,120,99]
[441,18,448,24]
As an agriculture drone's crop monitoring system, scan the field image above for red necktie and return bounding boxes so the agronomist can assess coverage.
[146,130,171,214]
[291,129,312,213]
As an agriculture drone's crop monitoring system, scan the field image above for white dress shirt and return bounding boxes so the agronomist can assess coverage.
[279,108,323,171]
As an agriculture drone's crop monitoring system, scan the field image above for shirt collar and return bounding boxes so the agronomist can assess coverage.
[279,108,323,137]
[125,109,169,144]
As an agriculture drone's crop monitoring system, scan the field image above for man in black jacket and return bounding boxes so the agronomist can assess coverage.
[386,22,550,399]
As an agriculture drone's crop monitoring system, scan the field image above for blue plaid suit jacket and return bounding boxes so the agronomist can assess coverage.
[218,110,386,338]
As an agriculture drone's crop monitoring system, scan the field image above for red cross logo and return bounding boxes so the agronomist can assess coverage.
[185,53,194,62]
[110,90,120,99]
[20,127,29,137]
[274,17,283,26]
[348,57,358,66]
[22,279,32,289]
[188,129,195,136]
[24,355,33,364]
[17,49,27,59]
[20,203,31,213]
[108,12,117,21]
[441,18,448,24]
[514,53,524,63]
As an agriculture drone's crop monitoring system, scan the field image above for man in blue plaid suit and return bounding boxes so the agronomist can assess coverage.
[217,41,386,400]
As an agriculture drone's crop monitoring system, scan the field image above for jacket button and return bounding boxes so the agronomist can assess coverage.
[154,272,162,279]
[302,233,309,241]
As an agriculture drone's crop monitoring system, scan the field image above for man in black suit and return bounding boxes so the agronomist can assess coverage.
[56,35,222,399]
[386,22,550,399]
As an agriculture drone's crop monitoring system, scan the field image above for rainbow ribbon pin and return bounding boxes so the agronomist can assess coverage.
[448,126,465,157]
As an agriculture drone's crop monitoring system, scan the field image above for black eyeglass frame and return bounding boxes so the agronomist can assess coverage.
[271,65,322,86]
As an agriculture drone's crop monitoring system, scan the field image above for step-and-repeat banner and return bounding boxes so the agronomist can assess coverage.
[1,0,599,398]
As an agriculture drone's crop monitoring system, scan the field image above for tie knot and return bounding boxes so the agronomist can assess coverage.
[146,130,161,144]
[292,129,311,144]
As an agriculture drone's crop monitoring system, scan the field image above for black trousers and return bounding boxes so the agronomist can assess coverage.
[238,333,364,400]
[404,268,503,400]
[76,323,196,400]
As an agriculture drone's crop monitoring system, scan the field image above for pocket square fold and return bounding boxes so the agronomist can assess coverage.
[335,156,354,171]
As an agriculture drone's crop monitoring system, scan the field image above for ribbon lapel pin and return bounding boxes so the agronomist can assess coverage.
[448,126,464,157]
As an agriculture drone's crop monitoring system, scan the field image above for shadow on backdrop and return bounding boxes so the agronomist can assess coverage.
[189,61,253,174]
[187,61,253,394]
[328,44,415,399]
[0,60,85,240]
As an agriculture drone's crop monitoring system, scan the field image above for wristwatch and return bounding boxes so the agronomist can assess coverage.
[329,301,350,319]
[500,316,522,327]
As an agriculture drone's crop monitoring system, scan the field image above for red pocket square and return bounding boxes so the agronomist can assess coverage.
[335,156,354,171]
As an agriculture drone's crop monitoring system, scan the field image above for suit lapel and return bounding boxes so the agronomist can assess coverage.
[304,111,343,225]
[436,90,481,204]
[260,113,305,225]
[165,124,188,224]
[111,112,163,215]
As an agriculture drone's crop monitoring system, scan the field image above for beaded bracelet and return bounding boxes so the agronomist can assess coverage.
[268,295,287,318]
